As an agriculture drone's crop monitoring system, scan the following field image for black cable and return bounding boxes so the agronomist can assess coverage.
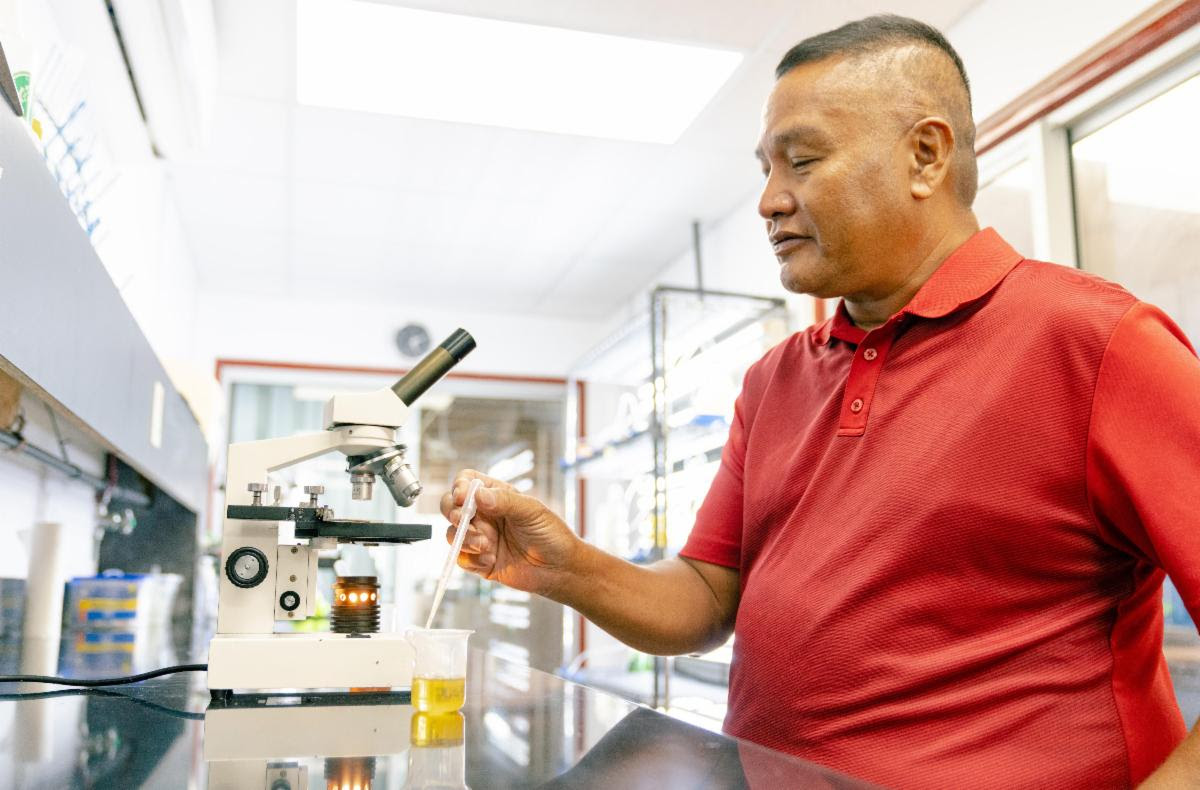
[0,687,205,720]
[0,662,207,688]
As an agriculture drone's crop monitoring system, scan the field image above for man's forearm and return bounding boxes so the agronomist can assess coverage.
[1140,721,1200,788]
[545,542,734,656]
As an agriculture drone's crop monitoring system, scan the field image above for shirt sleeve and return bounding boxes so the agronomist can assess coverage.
[678,374,750,570]
[1087,301,1200,620]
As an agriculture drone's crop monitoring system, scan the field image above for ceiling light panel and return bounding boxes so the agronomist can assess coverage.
[296,0,742,143]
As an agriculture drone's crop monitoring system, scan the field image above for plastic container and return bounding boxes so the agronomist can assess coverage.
[64,572,145,631]
[406,628,472,712]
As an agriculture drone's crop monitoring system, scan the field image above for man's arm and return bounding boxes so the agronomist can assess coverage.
[1140,723,1200,788]
[441,470,740,655]
[555,549,739,655]
[1087,302,1200,784]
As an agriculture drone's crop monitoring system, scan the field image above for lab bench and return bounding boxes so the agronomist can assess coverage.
[0,646,874,788]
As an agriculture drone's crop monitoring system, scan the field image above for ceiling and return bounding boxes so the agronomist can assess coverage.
[169,0,980,320]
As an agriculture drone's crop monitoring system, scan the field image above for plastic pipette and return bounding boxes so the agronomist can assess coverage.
[425,479,483,630]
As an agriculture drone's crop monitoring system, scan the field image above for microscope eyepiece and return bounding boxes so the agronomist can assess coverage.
[391,328,476,406]
[440,328,476,361]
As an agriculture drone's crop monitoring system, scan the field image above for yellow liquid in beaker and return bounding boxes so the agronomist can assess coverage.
[412,676,465,712]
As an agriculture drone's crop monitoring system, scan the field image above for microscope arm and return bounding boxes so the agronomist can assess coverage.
[225,425,396,506]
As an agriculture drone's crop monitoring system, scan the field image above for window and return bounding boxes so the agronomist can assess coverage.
[1071,71,1200,344]
[973,159,1035,256]
[1071,64,1200,722]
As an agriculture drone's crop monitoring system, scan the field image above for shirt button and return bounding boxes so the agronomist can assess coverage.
[850,398,864,413]
[863,348,878,361]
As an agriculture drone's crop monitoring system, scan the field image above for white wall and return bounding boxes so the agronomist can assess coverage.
[193,288,609,379]
[0,395,100,582]
[95,164,200,366]
[592,187,817,345]
[22,0,204,367]
[647,192,816,328]
[598,0,1169,347]
[949,0,1162,122]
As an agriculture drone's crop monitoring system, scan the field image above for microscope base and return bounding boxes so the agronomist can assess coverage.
[207,632,414,692]
[205,700,411,788]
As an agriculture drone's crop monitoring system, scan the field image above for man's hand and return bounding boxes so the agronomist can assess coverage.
[440,469,582,598]
[440,468,741,656]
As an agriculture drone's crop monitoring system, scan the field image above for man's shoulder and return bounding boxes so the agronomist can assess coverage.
[1001,259,1137,321]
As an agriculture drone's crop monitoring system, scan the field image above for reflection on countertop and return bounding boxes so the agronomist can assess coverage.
[0,639,875,789]
[3,618,1199,788]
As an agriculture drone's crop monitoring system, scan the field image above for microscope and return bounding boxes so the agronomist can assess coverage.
[207,329,475,694]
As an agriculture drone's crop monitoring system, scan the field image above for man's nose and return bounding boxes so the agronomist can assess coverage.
[757,176,796,219]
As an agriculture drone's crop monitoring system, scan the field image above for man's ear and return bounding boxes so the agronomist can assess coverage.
[908,116,955,200]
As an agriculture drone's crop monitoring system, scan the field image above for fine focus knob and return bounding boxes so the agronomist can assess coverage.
[247,482,268,505]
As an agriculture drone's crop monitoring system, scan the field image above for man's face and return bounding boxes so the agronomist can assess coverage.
[755,57,920,300]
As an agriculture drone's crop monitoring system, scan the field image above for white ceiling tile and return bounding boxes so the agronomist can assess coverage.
[291,106,487,191]
[290,231,384,274]
[171,169,289,232]
[174,0,981,325]
[179,95,290,178]
[372,0,797,50]
[190,228,288,286]
[291,180,398,241]
[213,0,293,100]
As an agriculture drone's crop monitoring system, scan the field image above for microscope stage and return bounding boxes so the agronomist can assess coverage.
[225,505,431,543]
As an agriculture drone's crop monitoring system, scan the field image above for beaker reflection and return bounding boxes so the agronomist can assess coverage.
[405,712,468,789]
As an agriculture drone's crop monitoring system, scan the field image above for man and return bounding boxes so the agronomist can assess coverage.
[440,15,1200,788]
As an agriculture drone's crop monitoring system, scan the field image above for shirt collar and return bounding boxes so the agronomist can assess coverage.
[815,228,1023,346]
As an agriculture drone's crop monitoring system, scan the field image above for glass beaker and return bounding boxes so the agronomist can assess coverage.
[406,628,472,712]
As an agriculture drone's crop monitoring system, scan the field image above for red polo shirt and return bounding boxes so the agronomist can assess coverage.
[680,228,1200,788]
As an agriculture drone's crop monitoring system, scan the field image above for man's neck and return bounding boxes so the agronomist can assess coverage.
[844,220,979,332]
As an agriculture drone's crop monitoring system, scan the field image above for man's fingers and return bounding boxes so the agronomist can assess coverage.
[445,508,499,542]
[456,551,495,575]
[444,524,489,555]
[451,469,517,503]
[472,484,522,514]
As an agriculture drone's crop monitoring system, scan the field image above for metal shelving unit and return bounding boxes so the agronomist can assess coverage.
[562,286,788,716]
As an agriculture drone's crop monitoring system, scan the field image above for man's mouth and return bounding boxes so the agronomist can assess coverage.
[770,233,812,255]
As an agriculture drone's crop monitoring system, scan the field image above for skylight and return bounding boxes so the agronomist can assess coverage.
[295,0,743,144]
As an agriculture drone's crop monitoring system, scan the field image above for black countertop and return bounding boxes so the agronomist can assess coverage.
[0,647,874,789]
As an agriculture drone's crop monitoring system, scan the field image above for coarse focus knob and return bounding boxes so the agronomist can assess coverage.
[226,546,269,588]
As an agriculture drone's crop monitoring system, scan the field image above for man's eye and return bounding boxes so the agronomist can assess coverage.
[791,158,816,170]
